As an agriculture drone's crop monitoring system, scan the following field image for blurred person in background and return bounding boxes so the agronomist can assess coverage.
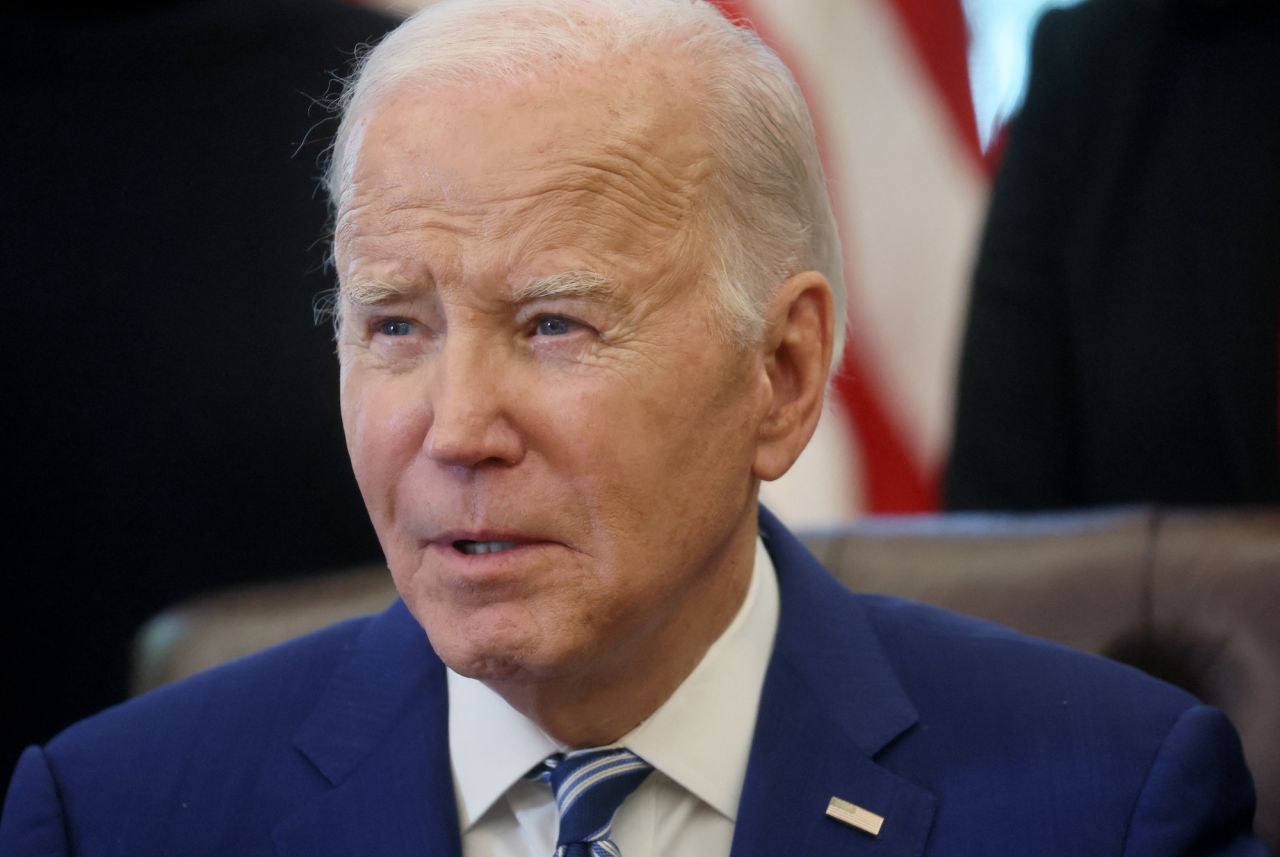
[946,0,1280,510]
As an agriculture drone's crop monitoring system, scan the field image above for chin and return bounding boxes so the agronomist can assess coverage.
[408,591,593,681]
[447,651,529,682]
[426,620,543,681]
[435,627,595,689]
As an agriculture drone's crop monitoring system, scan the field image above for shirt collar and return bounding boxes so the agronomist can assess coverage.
[447,664,560,829]
[448,536,780,828]
[620,534,779,820]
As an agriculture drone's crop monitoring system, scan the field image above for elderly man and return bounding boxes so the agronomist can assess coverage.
[0,0,1266,854]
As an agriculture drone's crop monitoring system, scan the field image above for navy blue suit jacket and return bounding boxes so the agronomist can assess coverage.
[0,509,1266,855]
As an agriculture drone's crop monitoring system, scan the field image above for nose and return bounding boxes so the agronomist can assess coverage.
[424,340,525,469]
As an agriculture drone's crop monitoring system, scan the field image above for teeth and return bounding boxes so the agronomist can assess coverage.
[457,540,518,555]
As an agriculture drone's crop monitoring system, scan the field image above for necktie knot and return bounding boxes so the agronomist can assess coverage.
[534,747,653,857]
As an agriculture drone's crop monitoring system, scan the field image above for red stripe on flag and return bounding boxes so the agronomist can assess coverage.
[883,0,986,170]
[834,344,939,512]
[708,0,938,513]
[707,0,754,23]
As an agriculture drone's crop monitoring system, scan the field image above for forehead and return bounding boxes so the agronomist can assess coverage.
[334,63,713,287]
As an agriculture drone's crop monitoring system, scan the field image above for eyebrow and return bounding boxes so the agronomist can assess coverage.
[511,270,617,303]
[341,276,417,309]
[340,269,617,309]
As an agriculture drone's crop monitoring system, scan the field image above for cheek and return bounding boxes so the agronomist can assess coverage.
[553,367,754,548]
[613,363,758,528]
[618,362,754,472]
[341,372,429,528]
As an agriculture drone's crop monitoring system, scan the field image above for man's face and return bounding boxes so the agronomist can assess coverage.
[334,68,771,691]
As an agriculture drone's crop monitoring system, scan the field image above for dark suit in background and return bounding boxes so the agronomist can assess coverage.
[0,0,392,790]
[946,0,1280,510]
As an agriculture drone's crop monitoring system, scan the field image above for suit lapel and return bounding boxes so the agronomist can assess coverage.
[273,600,462,857]
[730,510,936,856]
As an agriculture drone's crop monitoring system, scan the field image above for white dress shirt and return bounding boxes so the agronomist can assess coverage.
[448,537,780,857]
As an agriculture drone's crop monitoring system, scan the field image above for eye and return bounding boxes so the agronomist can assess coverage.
[535,316,574,336]
[377,319,414,337]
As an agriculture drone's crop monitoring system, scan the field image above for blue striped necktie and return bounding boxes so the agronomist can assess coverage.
[532,747,653,857]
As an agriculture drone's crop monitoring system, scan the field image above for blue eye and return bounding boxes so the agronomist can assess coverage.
[536,316,573,336]
[378,319,413,337]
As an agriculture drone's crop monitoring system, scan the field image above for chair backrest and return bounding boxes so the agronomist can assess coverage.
[132,506,1280,848]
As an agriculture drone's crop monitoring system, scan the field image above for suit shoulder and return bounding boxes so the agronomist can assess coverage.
[855,592,1198,726]
[845,593,1263,852]
[46,612,374,763]
[23,614,383,851]
[14,602,446,853]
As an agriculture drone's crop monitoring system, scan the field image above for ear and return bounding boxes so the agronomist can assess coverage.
[752,270,836,482]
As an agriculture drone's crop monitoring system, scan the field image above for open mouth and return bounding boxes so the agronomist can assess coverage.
[453,540,520,555]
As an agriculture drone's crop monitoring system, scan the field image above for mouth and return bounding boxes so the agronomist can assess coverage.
[453,539,521,556]
[427,530,554,558]
[419,530,565,593]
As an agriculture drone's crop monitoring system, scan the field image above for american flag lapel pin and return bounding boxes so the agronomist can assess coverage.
[825,796,885,837]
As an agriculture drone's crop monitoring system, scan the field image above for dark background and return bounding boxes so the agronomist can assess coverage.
[1,0,393,794]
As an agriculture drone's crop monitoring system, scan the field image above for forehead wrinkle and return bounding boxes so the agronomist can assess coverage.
[476,128,706,238]
[556,148,703,235]
[601,133,711,207]
[337,202,479,244]
[481,160,701,269]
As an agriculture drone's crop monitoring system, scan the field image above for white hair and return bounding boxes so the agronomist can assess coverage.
[325,0,846,361]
